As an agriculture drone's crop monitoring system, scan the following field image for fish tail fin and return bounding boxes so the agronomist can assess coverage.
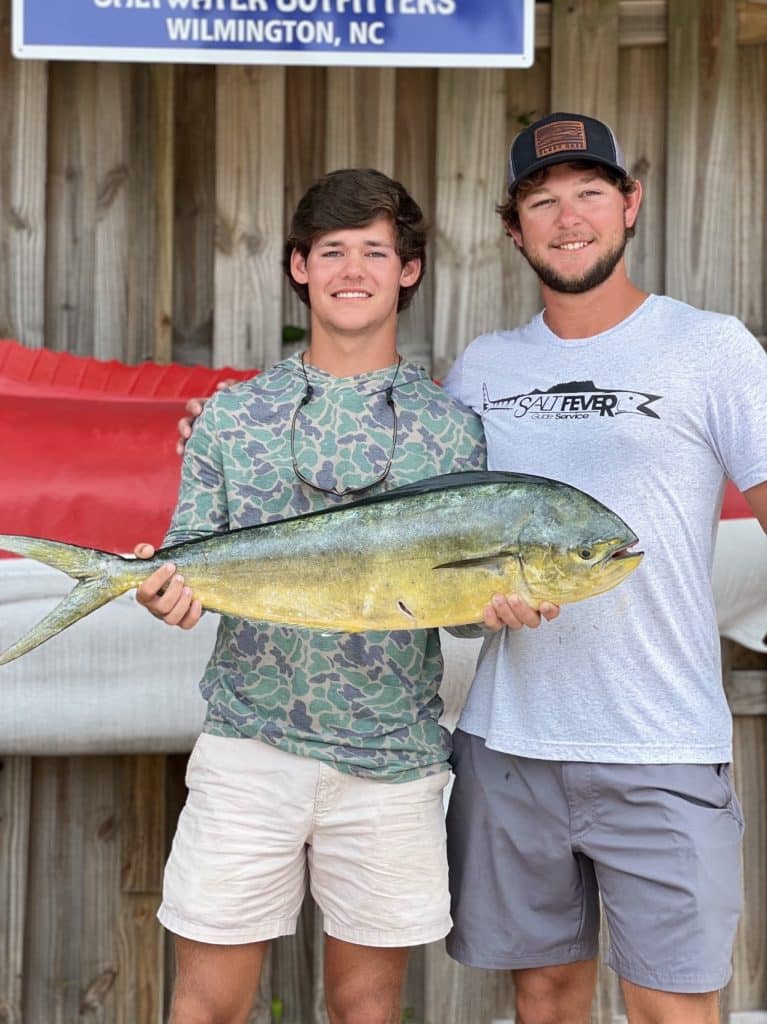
[0,535,135,666]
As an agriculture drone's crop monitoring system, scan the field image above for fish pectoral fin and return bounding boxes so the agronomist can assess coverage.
[433,549,521,571]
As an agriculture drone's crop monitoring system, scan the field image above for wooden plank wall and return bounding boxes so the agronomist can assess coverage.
[1,1,766,1021]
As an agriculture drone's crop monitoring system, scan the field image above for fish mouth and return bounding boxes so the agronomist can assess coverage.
[602,539,643,567]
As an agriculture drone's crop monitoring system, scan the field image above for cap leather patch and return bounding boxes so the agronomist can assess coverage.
[534,120,587,158]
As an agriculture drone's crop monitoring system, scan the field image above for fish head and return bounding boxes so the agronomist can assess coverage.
[517,484,643,605]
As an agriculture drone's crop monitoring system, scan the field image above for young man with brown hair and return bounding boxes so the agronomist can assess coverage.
[134,168,490,1024]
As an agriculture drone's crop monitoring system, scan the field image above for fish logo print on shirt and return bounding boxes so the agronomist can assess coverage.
[482,380,662,421]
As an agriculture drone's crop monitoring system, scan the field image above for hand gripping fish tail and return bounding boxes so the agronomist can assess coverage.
[0,472,644,666]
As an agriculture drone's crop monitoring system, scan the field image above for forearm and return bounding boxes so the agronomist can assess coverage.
[164,402,229,546]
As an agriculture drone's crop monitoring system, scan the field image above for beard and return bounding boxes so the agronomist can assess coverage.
[518,232,629,294]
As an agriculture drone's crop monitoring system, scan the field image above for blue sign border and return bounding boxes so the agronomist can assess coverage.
[12,1,535,68]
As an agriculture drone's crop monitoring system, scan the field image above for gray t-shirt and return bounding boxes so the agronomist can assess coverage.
[445,294,767,763]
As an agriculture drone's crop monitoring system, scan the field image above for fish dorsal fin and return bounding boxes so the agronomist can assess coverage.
[345,470,547,507]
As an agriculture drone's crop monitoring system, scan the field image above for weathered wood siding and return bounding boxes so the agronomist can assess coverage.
[1,1,766,1021]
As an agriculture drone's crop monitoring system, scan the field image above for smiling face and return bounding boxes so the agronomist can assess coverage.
[289,217,421,345]
[508,164,642,295]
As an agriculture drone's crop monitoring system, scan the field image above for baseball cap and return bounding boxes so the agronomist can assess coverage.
[507,112,628,193]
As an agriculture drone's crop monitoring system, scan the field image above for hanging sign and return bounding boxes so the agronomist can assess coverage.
[12,0,535,68]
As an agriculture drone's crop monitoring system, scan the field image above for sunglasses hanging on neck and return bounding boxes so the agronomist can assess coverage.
[290,353,401,497]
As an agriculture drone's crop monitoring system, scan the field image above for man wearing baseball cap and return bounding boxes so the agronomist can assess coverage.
[444,112,767,1023]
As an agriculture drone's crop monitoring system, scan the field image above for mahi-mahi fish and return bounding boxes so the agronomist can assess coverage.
[0,471,643,665]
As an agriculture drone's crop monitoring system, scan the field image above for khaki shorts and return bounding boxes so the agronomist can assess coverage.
[158,733,451,947]
[446,730,745,993]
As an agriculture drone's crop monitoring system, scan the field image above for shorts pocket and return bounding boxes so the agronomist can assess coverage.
[184,734,208,787]
[716,764,745,832]
[694,763,745,834]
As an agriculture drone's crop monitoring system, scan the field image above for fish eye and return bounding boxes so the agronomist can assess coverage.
[579,548,593,559]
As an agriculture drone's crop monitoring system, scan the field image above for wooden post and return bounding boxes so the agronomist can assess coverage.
[45,64,99,354]
[93,64,133,362]
[423,941,516,1023]
[394,68,438,369]
[269,897,316,1024]
[619,44,668,296]
[116,755,167,1024]
[0,4,47,348]
[214,66,286,370]
[23,757,122,1022]
[151,66,175,365]
[738,0,767,44]
[729,715,767,1012]
[734,44,766,335]
[432,68,507,380]
[550,0,620,123]
[665,0,738,310]
[171,65,216,366]
[282,67,326,345]
[324,68,396,175]
[500,53,551,330]
[0,756,31,1024]
[722,658,767,1014]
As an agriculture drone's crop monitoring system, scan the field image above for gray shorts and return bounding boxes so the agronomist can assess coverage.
[445,729,745,993]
